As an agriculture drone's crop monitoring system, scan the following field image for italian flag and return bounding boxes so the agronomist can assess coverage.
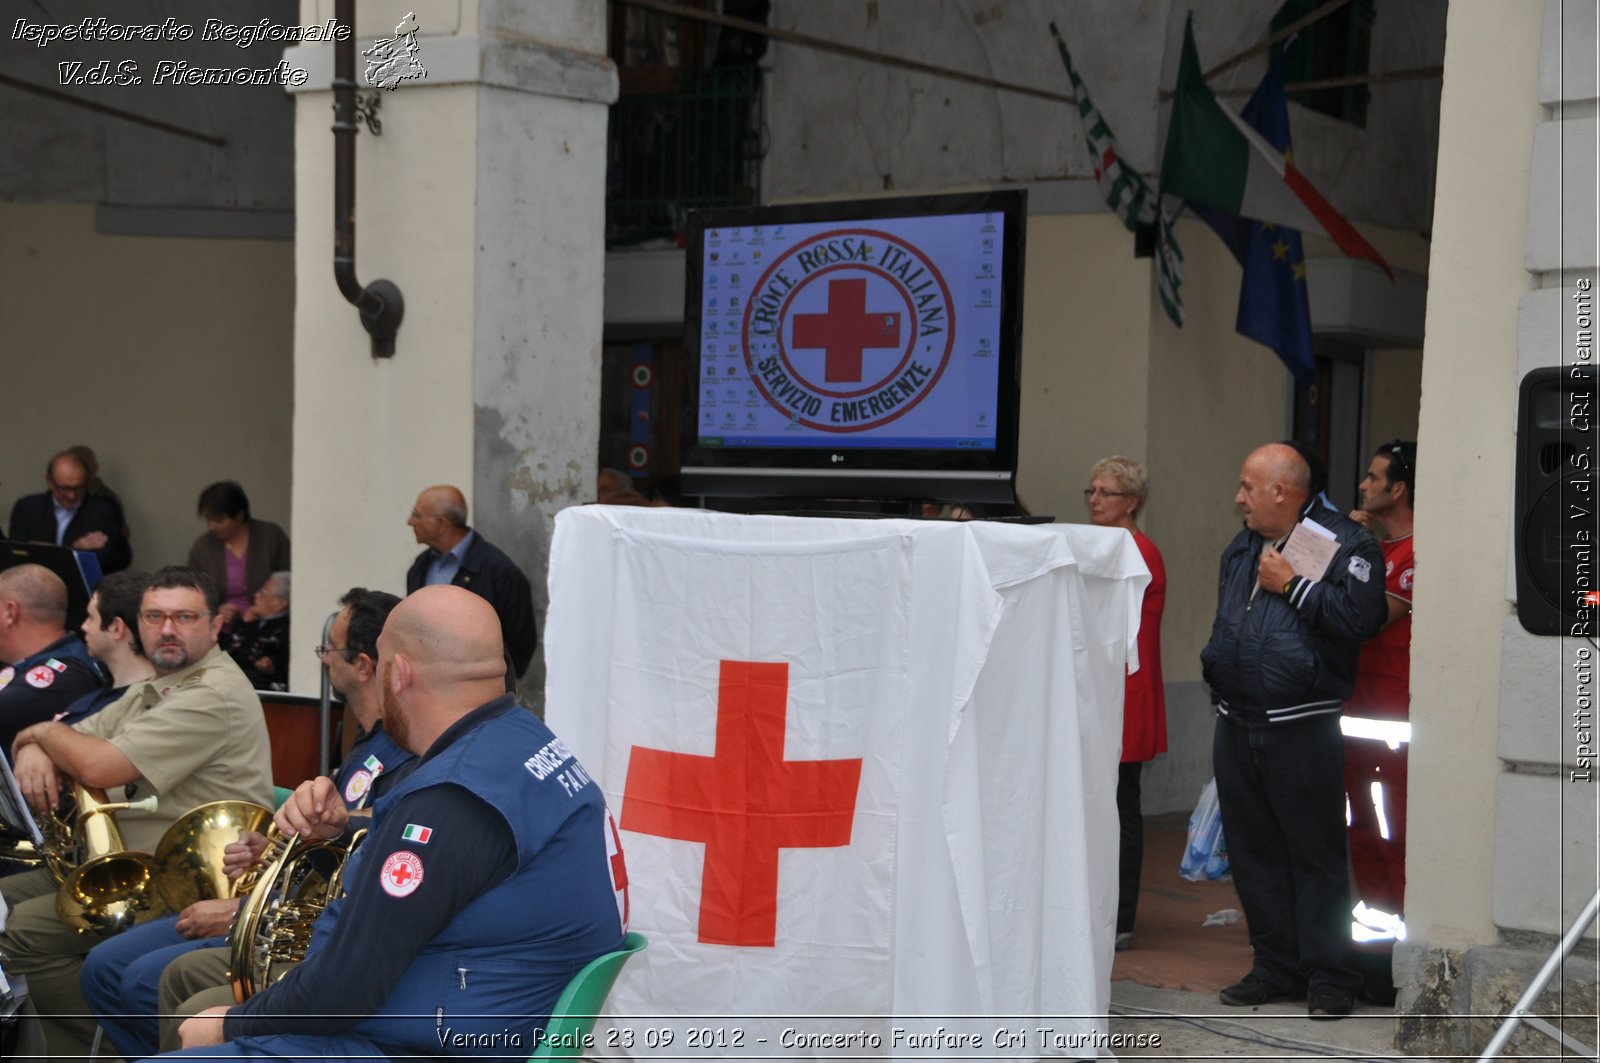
[1160,17,1393,280]
[401,823,432,843]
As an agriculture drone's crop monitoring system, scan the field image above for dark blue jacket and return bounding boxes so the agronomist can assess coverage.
[406,530,537,677]
[334,720,415,808]
[1200,498,1387,726]
[8,492,132,573]
[236,697,624,1056]
[0,633,104,759]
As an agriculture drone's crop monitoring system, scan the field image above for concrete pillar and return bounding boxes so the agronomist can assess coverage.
[284,0,615,700]
[1394,1,1544,1054]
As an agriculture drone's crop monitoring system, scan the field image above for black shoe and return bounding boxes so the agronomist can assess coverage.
[1307,986,1355,1019]
[1219,973,1300,1006]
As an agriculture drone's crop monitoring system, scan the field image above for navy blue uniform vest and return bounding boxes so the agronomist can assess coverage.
[334,721,413,808]
[311,702,622,1057]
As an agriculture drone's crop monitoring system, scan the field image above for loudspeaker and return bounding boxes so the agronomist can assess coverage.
[1515,365,1598,635]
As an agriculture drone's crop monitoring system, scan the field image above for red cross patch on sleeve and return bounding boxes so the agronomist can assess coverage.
[380,851,425,898]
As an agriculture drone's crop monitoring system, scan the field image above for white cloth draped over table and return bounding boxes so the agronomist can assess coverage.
[546,508,1149,1060]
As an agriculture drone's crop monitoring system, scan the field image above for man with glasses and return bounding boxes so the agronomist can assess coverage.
[1344,439,1417,1002]
[1201,442,1387,1019]
[0,566,273,1060]
[81,587,416,1059]
[8,450,132,573]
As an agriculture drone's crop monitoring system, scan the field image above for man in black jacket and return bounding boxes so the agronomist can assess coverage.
[404,485,537,677]
[1200,442,1386,1020]
[8,451,132,574]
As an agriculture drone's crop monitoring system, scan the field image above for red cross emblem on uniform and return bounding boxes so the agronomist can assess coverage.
[620,660,863,947]
[25,666,55,689]
[380,851,425,898]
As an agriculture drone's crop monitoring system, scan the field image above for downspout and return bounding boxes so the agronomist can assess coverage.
[333,0,403,357]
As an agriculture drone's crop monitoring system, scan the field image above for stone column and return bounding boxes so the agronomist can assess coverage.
[285,0,615,701]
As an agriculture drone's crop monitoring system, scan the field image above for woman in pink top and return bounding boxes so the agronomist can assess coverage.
[1085,456,1166,950]
[187,480,291,629]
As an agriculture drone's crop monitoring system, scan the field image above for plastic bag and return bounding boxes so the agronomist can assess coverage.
[1178,778,1230,881]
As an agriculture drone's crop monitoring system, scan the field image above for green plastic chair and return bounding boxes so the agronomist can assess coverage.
[529,931,648,1060]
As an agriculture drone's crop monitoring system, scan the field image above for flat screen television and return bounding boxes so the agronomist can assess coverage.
[679,190,1025,505]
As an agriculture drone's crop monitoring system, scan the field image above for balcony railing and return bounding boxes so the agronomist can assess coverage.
[607,65,764,247]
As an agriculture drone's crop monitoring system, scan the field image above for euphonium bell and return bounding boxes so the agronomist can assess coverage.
[154,800,272,911]
[55,786,163,937]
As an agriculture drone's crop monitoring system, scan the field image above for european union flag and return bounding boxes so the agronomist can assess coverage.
[1194,52,1315,384]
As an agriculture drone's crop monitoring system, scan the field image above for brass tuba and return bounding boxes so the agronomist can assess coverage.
[56,795,271,938]
[228,824,366,1001]
[52,786,164,936]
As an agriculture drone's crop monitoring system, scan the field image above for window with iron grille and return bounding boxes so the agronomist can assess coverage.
[605,2,768,248]
[1271,0,1375,128]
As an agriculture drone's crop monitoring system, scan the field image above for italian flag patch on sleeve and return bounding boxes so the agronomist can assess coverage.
[401,823,432,844]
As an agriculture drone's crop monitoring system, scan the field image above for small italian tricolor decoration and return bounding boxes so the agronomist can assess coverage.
[364,754,384,773]
[401,823,432,844]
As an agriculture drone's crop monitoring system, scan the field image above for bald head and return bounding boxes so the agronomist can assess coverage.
[596,469,630,504]
[378,586,509,751]
[1251,445,1311,494]
[407,485,470,553]
[0,564,69,662]
[0,564,69,627]
[419,485,467,526]
[384,585,505,682]
[1236,444,1312,539]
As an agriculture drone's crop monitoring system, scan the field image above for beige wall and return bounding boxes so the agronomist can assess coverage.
[1015,213,1152,522]
[287,83,482,691]
[1368,348,1425,449]
[1144,221,1299,683]
[0,201,293,573]
[1406,0,1544,949]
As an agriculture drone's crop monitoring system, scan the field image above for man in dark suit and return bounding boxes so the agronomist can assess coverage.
[8,451,132,574]
[404,485,536,677]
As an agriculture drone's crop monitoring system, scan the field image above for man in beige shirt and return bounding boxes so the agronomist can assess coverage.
[2,565,274,1059]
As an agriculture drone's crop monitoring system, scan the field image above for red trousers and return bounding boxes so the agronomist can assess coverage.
[1344,736,1408,916]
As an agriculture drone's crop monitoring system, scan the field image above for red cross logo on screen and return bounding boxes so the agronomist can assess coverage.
[620,660,863,947]
[791,278,901,383]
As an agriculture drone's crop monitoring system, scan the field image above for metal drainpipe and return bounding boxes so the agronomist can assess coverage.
[333,0,403,357]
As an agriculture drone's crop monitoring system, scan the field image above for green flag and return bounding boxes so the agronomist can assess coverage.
[1050,22,1185,325]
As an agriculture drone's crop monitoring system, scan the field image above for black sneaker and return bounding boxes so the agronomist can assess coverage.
[1218,973,1300,1006]
[1307,986,1355,1020]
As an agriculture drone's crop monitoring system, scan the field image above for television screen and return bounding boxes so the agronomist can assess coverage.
[680,190,1025,505]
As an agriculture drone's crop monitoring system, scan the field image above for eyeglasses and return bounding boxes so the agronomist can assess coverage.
[49,480,87,496]
[1083,488,1131,500]
[141,610,210,628]
[315,643,361,661]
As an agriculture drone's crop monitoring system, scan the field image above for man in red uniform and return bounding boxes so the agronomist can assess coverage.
[1345,439,1416,1000]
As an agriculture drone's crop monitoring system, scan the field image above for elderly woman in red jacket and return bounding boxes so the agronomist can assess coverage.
[1084,456,1166,950]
